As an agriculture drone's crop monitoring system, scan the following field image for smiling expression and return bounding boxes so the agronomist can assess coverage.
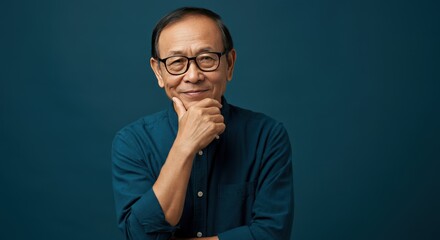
[150,15,236,109]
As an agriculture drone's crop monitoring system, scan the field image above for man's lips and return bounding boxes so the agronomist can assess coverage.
[181,89,209,96]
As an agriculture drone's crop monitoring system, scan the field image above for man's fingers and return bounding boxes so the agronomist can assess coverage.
[203,106,221,115]
[172,97,187,120]
[205,113,224,123]
[215,122,226,135]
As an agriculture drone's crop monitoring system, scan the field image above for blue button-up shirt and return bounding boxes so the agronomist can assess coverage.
[112,98,293,240]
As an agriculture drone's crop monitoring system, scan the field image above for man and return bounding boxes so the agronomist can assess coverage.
[112,7,293,240]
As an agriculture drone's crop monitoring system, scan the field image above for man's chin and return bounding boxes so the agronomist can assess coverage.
[172,92,222,109]
[178,93,212,108]
[181,98,204,109]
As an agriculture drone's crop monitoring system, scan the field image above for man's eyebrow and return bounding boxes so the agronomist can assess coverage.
[197,47,214,53]
[167,50,184,56]
[166,48,215,56]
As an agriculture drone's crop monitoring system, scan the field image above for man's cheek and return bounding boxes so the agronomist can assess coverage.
[165,82,178,91]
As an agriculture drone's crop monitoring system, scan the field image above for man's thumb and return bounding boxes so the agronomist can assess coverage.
[172,97,186,120]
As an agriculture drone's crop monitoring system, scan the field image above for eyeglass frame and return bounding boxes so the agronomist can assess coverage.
[157,51,227,75]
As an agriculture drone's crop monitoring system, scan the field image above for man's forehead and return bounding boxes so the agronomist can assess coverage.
[157,15,223,55]
[159,15,221,40]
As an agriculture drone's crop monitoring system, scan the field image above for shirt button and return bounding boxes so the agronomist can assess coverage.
[198,150,203,156]
[197,191,204,198]
[196,232,203,238]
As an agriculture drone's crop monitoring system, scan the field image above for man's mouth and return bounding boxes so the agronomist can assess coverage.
[181,89,209,96]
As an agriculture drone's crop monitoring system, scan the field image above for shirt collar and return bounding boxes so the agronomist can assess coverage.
[167,96,231,137]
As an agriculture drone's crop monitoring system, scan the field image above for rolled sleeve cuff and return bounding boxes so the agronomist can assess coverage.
[218,226,254,240]
[131,188,178,234]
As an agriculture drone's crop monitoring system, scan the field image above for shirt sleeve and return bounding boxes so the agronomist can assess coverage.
[112,131,177,240]
[218,123,294,240]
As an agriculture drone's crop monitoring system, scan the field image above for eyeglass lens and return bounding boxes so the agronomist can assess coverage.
[165,52,220,74]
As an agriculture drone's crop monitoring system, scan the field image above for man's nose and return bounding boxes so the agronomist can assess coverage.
[183,60,202,83]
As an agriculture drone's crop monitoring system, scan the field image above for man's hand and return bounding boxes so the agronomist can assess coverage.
[172,97,225,154]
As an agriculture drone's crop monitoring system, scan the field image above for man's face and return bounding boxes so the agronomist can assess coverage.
[150,15,236,109]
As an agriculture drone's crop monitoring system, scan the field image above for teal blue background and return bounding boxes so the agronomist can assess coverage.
[1,0,439,239]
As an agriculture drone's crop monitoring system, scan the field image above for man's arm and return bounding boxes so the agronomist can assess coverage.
[112,97,225,239]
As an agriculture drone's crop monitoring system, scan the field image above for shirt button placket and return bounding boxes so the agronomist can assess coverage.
[195,148,206,237]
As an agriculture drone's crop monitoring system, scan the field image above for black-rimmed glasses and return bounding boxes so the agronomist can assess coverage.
[158,51,226,75]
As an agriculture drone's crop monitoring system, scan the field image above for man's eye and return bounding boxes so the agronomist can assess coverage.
[200,56,214,61]
[169,58,185,65]
[202,56,213,60]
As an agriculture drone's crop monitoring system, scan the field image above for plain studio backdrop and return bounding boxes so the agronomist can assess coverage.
[1,0,439,239]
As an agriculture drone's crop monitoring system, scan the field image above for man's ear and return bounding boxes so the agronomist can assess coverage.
[150,57,164,88]
[226,49,237,81]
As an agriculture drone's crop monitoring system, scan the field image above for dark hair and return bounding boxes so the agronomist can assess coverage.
[151,7,234,59]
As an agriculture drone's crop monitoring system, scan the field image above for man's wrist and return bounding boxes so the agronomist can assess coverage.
[170,140,197,158]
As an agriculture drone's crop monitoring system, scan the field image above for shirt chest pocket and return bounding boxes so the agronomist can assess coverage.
[214,181,256,231]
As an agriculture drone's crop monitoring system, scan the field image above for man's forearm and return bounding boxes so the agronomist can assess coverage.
[152,143,195,226]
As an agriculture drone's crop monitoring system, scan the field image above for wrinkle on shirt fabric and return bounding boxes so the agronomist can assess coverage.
[112,97,294,240]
